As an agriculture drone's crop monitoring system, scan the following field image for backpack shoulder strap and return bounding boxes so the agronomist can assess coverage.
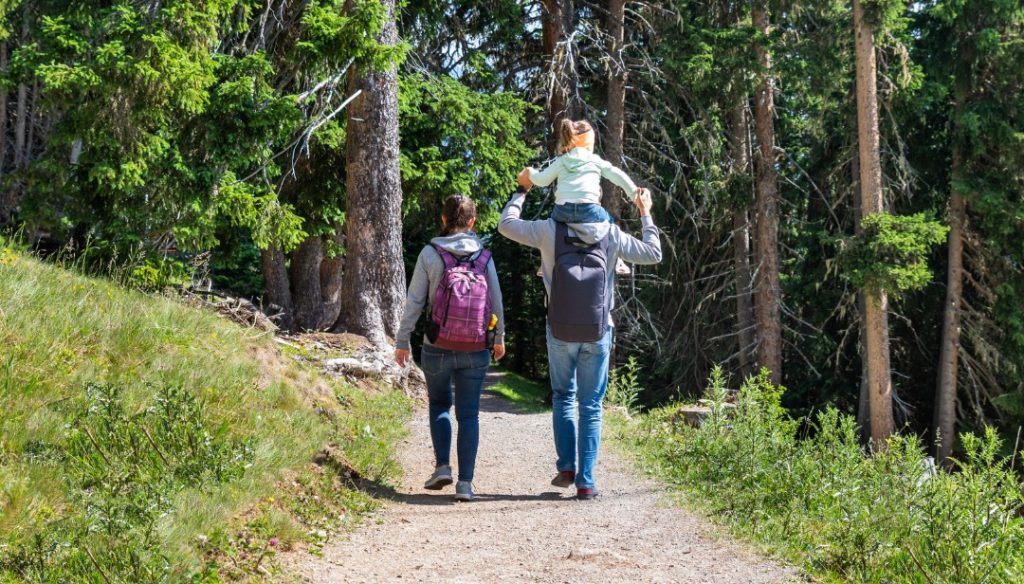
[472,249,492,272]
[555,222,571,253]
[430,243,457,269]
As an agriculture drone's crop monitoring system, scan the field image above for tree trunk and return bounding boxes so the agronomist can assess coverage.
[24,80,38,166]
[751,0,782,386]
[0,42,8,178]
[541,0,578,155]
[318,226,345,330]
[853,0,894,445]
[335,0,405,346]
[729,102,755,376]
[260,246,294,332]
[0,41,9,225]
[601,0,627,220]
[290,236,325,331]
[13,4,30,171]
[851,129,872,444]
[934,143,965,464]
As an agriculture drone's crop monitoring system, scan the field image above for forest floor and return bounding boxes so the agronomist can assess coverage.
[283,370,801,584]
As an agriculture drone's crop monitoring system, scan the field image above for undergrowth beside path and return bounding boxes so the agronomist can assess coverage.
[610,368,1024,584]
[0,242,411,581]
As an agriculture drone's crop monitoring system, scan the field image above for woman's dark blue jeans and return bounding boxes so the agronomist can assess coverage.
[420,345,490,482]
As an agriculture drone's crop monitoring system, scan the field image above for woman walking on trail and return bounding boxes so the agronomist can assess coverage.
[395,195,506,502]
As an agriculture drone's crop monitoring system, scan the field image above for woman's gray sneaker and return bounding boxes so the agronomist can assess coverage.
[454,480,474,501]
[424,465,453,490]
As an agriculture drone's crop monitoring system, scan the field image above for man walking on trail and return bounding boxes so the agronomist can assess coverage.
[498,171,662,500]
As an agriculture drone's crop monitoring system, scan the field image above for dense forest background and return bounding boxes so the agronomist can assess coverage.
[1,0,1022,462]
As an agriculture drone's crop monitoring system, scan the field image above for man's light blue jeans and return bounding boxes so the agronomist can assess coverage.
[546,326,612,489]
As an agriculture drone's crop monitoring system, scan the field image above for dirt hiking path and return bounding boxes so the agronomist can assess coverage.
[286,371,799,583]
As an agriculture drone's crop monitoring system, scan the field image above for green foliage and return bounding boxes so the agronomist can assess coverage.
[6,0,400,260]
[608,356,643,413]
[991,391,1024,419]
[398,73,535,239]
[862,0,911,35]
[614,370,1024,583]
[842,212,948,297]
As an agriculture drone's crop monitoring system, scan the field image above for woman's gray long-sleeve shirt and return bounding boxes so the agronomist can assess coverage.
[395,232,505,351]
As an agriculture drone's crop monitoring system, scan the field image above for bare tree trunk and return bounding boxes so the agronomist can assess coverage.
[0,42,8,179]
[729,102,755,376]
[935,143,965,464]
[853,0,894,445]
[25,80,38,165]
[541,0,578,155]
[751,0,782,386]
[261,246,294,332]
[290,236,325,331]
[13,3,30,171]
[335,0,405,346]
[318,227,344,330]
[601,0,627,220]
[0,41,9,225]
[851,129,872,444]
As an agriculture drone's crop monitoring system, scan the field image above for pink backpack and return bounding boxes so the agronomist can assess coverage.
[425,244,492,351]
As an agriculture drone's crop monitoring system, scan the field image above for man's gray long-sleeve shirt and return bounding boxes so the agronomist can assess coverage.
[497,188,662,316]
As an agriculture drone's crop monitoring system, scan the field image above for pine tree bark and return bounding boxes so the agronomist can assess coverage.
[851,128,872,444]
[751,0,782,385]
[729,102,755,377]
[260,246,294,332]
[934,141,965,464]
[601,0,627,220]
[13,4,30,171]
[853,0,894,445]
[24,80,38,166]
[318,227,345,330]
[290,236,325,331]
[0,41,9,225]
[541,0,578,154]
[335,0,405,346]
[0,41,8,178]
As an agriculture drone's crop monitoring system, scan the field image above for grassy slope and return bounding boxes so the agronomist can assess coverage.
[0,245,409,580]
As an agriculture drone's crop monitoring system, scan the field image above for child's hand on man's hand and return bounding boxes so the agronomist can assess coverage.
[517,167,534,190]
[634,187,653,217]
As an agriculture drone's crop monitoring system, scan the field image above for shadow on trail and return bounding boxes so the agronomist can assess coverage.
[355,477,569,506]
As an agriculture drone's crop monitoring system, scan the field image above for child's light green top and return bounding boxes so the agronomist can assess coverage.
[528,147,637,206]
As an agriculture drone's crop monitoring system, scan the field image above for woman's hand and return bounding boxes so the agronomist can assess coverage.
[395,348,410,367]
[492,344,506,361]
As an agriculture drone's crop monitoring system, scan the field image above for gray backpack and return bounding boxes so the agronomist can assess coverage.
[548,222,611,342]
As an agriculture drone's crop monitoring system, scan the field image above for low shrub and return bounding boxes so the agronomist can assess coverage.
[617,367,1024,583]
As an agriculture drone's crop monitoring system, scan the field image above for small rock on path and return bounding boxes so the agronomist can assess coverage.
[285,371,799,583]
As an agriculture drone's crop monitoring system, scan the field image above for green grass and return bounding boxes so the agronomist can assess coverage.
[609,367,1024,584]
[486,366,550,412]
[0,242,411,581]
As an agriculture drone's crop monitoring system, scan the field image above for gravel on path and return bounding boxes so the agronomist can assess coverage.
[285,371,799,584]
